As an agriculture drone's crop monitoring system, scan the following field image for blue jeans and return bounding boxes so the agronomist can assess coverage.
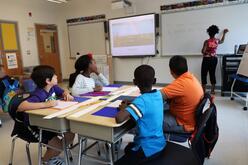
[163,111,186,133]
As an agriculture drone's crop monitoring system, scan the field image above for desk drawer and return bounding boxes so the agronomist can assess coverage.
[29,114,70,132]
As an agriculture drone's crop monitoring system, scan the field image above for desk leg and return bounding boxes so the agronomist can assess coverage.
[78,137,83,165]
[78,136,87,165]
[38,129,43,165]
[61,133,70,165]
[107,143,115,165]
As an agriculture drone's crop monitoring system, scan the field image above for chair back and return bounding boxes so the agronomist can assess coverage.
[8,93,39,143]
[195,93,212,124]
[190,103,217,165]
[8,93,29,122]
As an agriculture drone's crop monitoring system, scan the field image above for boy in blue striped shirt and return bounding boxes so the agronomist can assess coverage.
[115,65,166,165]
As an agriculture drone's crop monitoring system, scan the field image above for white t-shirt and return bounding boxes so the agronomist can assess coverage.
[71,73,109,96]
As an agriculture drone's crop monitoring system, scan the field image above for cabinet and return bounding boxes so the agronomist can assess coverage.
[221,54,248,96]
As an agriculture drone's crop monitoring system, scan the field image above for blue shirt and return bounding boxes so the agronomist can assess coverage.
[27,85,64,103]
[126,89,166,157]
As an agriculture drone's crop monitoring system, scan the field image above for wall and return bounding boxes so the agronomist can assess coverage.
[1,0,246,86]
[0,0,61,67]
[60,0,237,86]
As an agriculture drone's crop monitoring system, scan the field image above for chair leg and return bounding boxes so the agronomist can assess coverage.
[230,79,236,100]
[244,93,248,111]
[38,129,43,165]
[9,136,18,165]
[26,142,32,165]
[97,141,101,156]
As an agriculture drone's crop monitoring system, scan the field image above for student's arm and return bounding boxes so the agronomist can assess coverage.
[116,98,145,124]
[53,85,73,101]
[161,80,184,100]
[219,29,229,44]
[71,75,94,96]
[17,100,58,112]
[160,89,168,100]
[63,90,74,101]
[92,73,109,86]
[115,101,130,124]
[201,40,208,55]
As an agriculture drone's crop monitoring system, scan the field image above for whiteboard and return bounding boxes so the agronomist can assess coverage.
[161,4,248,56]
[68,22,106,58]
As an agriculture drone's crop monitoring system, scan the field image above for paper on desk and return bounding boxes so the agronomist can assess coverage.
[70,100,109,118]
[52,101,78,110]
[43,97,100,119]
[121,87,139,96]
[102,87,119,92]
[152,87,162,90]
[111,88,131,95]
[107,100,122,108]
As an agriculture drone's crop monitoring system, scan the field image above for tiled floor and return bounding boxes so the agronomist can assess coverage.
[0,94,248,165]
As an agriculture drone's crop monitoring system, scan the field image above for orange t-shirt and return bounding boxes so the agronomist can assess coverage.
[162,72,203,132]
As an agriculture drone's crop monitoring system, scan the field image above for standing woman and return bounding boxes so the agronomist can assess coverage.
[201,25,228,94]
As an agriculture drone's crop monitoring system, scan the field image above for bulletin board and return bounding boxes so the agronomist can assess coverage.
[1,23,18,50]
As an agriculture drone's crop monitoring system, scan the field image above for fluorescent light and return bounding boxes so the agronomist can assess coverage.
[47,0,68,3]
[48,0,62,3]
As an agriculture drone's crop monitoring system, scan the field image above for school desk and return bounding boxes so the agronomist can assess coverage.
[25,85,138,165]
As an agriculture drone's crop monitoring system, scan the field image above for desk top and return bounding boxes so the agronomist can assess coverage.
[25,85,138,127]
[66,105,127,128]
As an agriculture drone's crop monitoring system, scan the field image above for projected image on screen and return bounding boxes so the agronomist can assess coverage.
[109,14,156,57]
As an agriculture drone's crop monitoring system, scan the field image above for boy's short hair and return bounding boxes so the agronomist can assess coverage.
[75,54,93,72]
[207,25,219,37]
[134,65,155,88]
[31,65,55,88]
[169,55,188,76]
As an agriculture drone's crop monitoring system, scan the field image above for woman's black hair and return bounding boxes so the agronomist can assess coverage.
[69,55,92,87]
[207,25,219,38]
[31,65,55,88]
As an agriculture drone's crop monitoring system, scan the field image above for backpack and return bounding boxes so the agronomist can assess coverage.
[0,77,19,112]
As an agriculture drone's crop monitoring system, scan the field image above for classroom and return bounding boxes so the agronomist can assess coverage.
[0,0,248,165]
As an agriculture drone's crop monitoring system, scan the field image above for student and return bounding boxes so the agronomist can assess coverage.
[70,54,109,96]
[18,65,75,165]
[201,25,228,94]
[115,65,166,165]
[161,56,203,133]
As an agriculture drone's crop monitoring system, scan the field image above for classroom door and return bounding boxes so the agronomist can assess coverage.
[35,24,62,82]
[0,21,23,75]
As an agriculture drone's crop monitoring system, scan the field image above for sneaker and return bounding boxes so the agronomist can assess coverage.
[47,156,65,165]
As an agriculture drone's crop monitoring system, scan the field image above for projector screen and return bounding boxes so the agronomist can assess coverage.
[109,14,156,57]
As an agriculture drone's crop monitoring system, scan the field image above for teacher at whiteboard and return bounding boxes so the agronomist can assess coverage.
[201,25,228,94]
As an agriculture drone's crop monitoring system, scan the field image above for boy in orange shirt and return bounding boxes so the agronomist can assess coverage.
[161,56,203,133]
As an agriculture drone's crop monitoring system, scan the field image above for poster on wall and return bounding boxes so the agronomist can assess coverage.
[6,52,18,69]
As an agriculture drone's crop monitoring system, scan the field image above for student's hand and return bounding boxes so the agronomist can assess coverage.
[118,100,131,111]
[64,93,74,101]
[223,29,229,34]
[63,91,74,101]
[93,86,102,92]
[92,65,99,75]
[45,100,58,107]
